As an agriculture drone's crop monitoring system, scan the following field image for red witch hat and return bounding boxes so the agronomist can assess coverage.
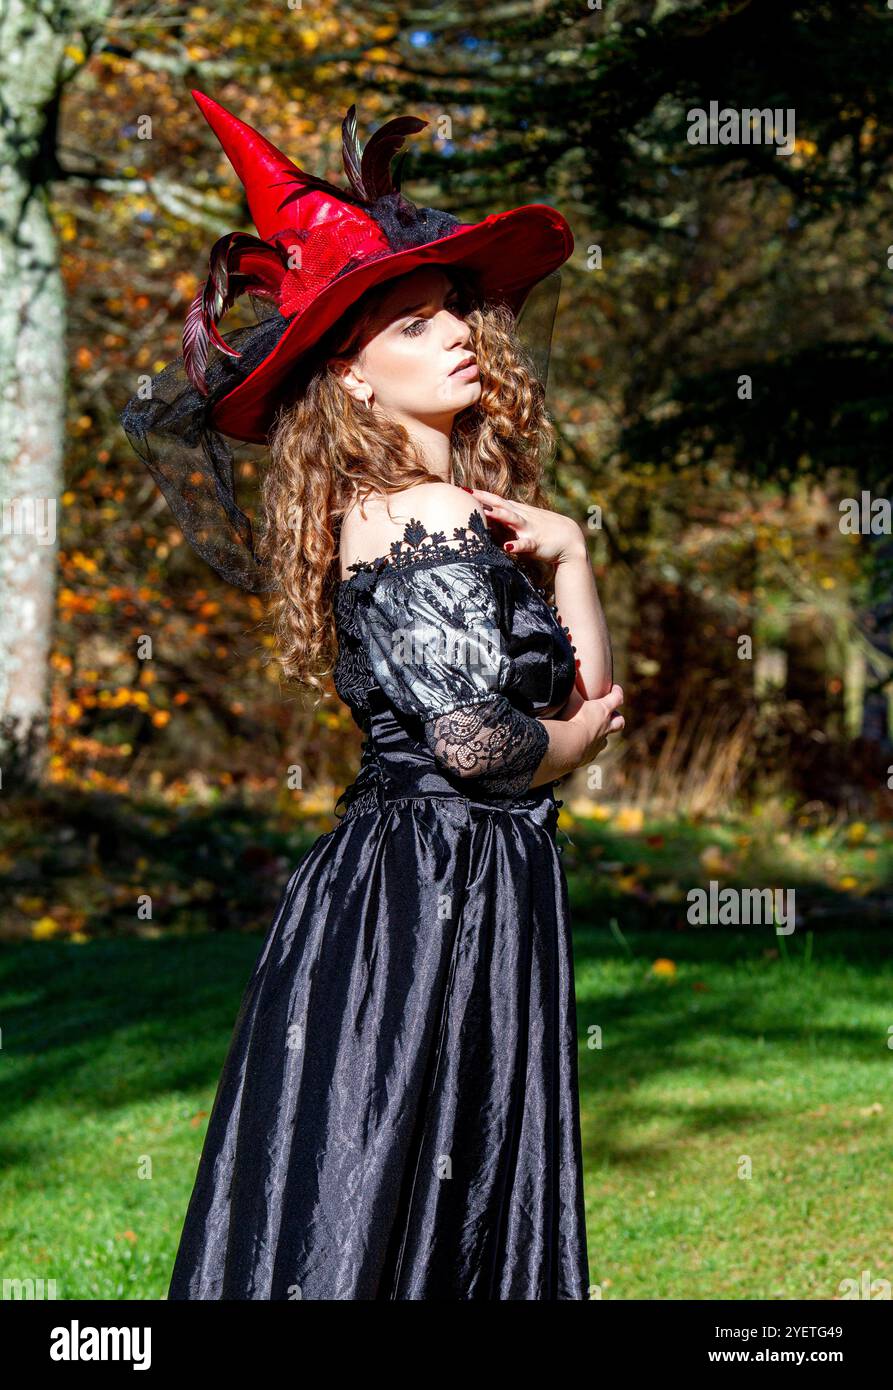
[119,90,574,591]
[184,89,573,443]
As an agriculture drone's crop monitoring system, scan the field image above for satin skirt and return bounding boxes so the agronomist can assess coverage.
[167,759,589,1300]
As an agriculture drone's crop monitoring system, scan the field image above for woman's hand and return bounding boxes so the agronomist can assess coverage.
[461,487,585,566]
[556,682,586,720]
[572,684,625,767]
[531,684,625,790]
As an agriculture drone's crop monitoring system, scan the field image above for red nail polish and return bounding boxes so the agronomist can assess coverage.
[460,485,473,493]
[504,542,514,552]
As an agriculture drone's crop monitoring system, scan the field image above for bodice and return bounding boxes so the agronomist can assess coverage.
[331,508,576,815]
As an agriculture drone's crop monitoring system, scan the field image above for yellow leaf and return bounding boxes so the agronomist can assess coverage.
[653,881,684,902]
[569,799,611,820]
[700,844,734,875]
[33,916,60,939]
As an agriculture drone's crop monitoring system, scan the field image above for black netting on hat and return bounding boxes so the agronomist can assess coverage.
[365,193,466,251]
[514,267,562,395]
[324,204,473,288]
[119,302,288,593]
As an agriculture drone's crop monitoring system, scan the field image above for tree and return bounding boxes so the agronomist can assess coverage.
[0,1,117,776]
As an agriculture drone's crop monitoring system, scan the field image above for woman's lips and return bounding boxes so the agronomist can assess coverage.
[450,360,479,380]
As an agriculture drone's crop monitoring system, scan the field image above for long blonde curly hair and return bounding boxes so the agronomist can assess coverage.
[257,271,560,704]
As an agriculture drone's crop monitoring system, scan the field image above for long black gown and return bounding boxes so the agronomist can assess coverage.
[167,506,590,1300]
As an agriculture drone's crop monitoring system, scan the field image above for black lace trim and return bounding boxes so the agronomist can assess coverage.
[425,696,549,797]
[340,506,503,584]
[337,503,564,619]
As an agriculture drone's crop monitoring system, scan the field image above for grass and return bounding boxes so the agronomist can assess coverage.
[575,927,892,1299]
[0,936,250,1299]
[1,922,889,1299]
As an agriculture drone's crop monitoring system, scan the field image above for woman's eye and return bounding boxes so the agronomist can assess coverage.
[402,298,463,337]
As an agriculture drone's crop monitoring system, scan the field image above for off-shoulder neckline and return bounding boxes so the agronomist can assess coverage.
[336,506,505,590]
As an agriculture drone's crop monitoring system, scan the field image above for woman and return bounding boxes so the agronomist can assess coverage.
[121,91,624,1300]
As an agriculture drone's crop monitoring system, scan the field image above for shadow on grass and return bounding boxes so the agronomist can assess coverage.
[570,923,892,1172]
[1,922,888,1141]
[0,936,262,1128]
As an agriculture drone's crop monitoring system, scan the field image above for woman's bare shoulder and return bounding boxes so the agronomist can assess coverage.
[339,482,485,578]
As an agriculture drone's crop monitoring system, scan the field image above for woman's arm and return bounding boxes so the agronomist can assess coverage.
[457,485,623,781]
[528,688,625,788]
[551,525,613,701]
[462,486,613,702]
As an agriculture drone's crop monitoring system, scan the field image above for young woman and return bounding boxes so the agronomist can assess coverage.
[121,90,623,1300]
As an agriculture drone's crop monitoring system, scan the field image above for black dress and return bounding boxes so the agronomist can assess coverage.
[167,507,590,1300]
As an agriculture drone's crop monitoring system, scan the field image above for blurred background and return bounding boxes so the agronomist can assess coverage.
[1,0,891,1300]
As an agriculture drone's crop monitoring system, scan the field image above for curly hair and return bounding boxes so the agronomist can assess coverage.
[257,271,560,704]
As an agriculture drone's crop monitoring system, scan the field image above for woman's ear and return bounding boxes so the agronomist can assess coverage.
[330,358,370,406]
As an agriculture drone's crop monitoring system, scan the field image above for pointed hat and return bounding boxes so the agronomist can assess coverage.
[183,90,573,442]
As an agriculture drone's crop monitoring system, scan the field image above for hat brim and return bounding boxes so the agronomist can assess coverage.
[210,203,573,443]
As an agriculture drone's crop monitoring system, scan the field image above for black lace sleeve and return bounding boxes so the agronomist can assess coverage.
[361,558,549,797]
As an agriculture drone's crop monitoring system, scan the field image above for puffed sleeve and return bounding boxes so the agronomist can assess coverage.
[359,558,549,797]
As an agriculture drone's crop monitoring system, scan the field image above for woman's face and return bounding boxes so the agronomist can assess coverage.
[331,266,482,423]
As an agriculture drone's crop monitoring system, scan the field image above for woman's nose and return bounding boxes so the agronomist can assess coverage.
[444,313,470,347]
[442,326,470,355]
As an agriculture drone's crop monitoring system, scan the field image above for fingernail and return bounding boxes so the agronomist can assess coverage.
[460,485,473,493]
[504,542,514,551]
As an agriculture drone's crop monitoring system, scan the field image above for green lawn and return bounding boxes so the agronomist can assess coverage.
[575,926,891,1299]
[1,923,889,1299]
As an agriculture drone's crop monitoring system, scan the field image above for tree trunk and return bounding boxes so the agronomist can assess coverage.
[0,198,66,779]
[0,2,110,779]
